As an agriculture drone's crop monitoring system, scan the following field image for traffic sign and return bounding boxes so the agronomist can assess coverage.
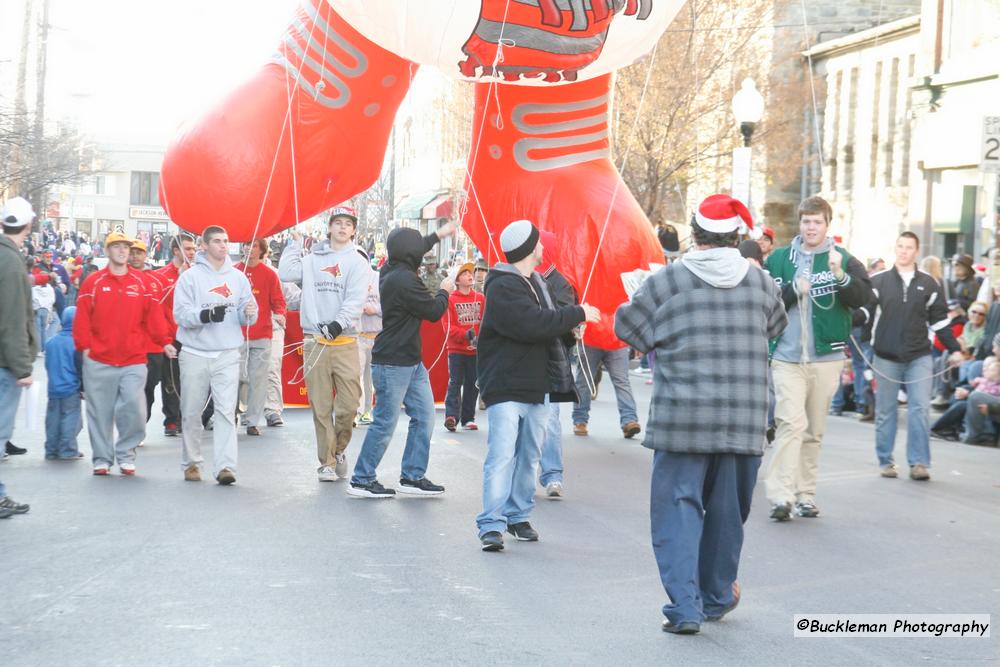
[981,115,1000,173]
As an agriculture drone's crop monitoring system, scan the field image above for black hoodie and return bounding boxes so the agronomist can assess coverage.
[372,228,449,366]
[477,264,585,407]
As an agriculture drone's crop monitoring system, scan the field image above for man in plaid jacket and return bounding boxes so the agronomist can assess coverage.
[615,195,787,636]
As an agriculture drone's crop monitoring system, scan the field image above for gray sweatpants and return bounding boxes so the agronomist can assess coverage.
[238,340,271,427]
[83,358,147,468]
[180,349,239,476]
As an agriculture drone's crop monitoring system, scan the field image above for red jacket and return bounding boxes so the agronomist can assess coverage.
[155,263,181,341]
[74,267,171,366]
[445,289,485,356]
[234,262,287,341]
[139,269,167,354]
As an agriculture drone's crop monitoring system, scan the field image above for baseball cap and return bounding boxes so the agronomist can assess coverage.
[1,197,35,228]
[947,298,961,310]
[456,261,475,278]
[104,232,131,247]
[328,205,358,224]
[761,227,775,240]
[131,239,148,252]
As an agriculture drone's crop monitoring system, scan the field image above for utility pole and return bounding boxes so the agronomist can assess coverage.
[13,0,33,202]
[31,0,51,226]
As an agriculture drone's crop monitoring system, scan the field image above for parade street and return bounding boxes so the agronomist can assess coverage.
[2,365,997,666]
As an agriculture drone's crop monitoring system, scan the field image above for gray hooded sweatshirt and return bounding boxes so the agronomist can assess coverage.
[278,238,368,336]
[173,251,256,353]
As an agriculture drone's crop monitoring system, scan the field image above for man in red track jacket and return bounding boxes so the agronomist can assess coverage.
[129,238,169,427]
[234,239,287,435]
[155,233,197,436]
[74,232,175,476]
[443,262,486,431]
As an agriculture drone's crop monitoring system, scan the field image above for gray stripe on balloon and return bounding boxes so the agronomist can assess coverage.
[268,2,368,109]
[512,95,609,135]
[514,129,611,172]
[473,18,609,55]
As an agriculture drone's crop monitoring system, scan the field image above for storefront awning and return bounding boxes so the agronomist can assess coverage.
[395,191,441,220]
[421,194,453,220]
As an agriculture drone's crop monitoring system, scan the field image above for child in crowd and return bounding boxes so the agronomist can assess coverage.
[43,307,84,460]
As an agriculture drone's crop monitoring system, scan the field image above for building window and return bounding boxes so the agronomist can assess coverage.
[829,70,842,192]
[900,55,915,187]
[884,58,899,187]
[870,61,883,189]
[130,171,160,206]
[844,67,859,193]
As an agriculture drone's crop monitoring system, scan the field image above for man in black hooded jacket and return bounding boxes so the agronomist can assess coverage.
[348,223,456,498]
[475,220,600,552]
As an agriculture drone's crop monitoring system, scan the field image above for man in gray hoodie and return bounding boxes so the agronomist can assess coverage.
[174,225,257,485]
[278,206,368,482]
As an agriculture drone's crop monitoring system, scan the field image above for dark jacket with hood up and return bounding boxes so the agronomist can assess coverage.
[372,228,448,366]
[477,264,586,407]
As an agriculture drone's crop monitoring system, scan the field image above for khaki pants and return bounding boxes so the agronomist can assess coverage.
[265,324,285,419]
[303,338,362,467]
[765,360,842,505]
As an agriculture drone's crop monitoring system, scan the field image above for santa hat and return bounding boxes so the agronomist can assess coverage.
[694,195,753,235]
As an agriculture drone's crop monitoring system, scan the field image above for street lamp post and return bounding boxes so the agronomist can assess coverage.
[730,78,764,217]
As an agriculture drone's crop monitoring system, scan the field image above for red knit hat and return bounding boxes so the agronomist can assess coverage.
[695,194,753,234]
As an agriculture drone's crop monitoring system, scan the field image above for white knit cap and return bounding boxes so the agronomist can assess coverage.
[499,219,539,263]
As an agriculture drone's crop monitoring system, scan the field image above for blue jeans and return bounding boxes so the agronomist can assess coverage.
[0,368,25,499]
[45,394,82,458]
[963,391,1000,442]
[351,363,435,485]
[0,368,24,446]
[538,402,563,486]
[651,450,760,625]
[852,340,873,409]
[444,353,478,424]
[36,308,51,346]
[477,399,549,537]
[573,346,638,426]
[874,354,932,467]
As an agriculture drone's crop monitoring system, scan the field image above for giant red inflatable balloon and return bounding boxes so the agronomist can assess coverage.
[161,0,685,348]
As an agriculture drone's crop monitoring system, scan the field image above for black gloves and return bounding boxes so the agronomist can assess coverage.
[319,321,343,340]
[199,305,227,323]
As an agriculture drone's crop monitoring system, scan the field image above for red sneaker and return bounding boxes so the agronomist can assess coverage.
[463,422,479,431]
[92,467,110,476]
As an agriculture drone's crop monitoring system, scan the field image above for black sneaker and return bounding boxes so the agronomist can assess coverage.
[0,497,30,514]
[0,507,12,519]
[398,477,445,496]
[480,531,504,552]
[506,521,539,541]
[5,442,26,455]
[662,619,700,634]
[769,502,792,522]
[347,480,396,498]
[164,423,179,437]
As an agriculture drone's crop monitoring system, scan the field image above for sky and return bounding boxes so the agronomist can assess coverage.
[1,0,302,145]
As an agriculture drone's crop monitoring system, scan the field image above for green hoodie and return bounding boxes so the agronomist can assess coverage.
[0,235,40,378]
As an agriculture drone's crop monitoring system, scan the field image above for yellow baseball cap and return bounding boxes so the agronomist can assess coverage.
[104,232,131,248]
[130,238,148,252]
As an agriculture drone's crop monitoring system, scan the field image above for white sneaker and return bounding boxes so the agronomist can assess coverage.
[317,466,338,482]
[334,453,348,479]
[546,481,564,498]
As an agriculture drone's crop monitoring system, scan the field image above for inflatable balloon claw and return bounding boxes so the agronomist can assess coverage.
[461,74,662,350]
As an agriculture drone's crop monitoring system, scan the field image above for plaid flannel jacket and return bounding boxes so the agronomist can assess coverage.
[614,263,787,455]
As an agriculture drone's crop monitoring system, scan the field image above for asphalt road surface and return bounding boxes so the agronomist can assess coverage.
[2,362,997,665]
